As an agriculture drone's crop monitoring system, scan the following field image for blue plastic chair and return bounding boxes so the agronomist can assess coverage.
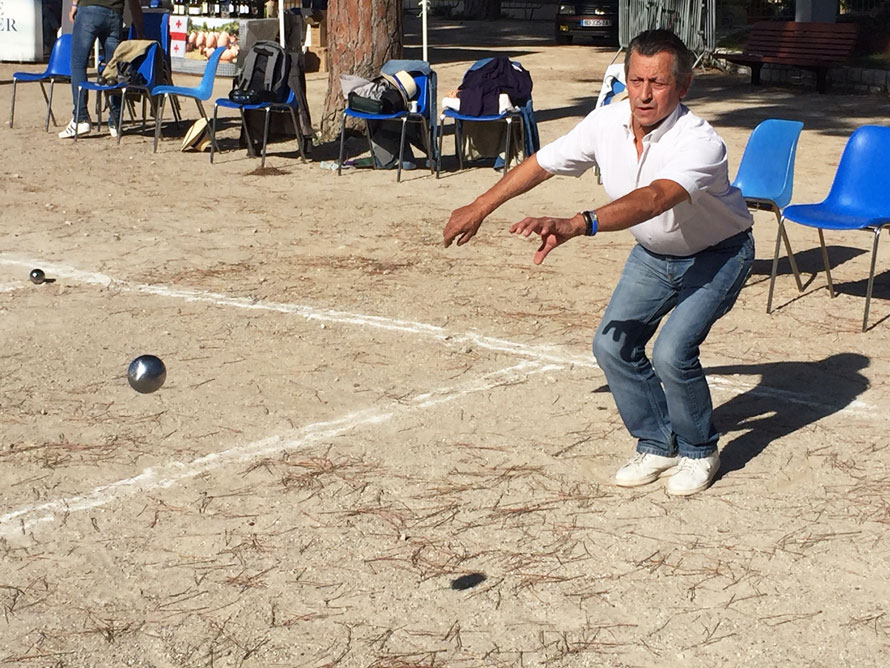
[732,119,805,301]
[338,71,437,183]
[211,88,308,168]
[76,43,161,144]
[9,34,72,131]
[130,11,171,72]
[767,125,890,331]
[152,46,225,152]
[436,59,530,179]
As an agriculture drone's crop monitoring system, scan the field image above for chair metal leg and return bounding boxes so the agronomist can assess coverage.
[436,113,445,178]
[116,89,126,144]
[74,90,82,142]
[337,112,347,175]
[46,80,58,130]
[397,116,408,183]
[153,93,167,153]
[503,116,513,177]
[171,96,182,126]
[862,227,882,332]
[9,80,16,128]
[516,113,526,165]
[773,207,803,291]
[210,103,220,164]
[37,81,52,129]
[422,118,434,176]
[201,101,220,155]
[818,229,835,298]
[260,107,272,168]
[455,119,464,170]
[287,107,306,162]
[241,109,255,157]
[766,218,785,313]
[364,120,377,170]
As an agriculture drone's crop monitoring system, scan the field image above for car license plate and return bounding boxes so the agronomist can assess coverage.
[581,19,611,27]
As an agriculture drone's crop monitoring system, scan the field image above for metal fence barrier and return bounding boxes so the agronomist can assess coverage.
[619,0,716,60]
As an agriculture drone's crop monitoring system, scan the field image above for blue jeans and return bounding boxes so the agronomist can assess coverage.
[70,5,124,123]
[593,230,754,459]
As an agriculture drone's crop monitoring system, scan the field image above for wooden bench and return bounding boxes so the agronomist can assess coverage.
[720,21,859,93]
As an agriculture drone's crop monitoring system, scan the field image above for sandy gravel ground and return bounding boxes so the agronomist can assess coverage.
[1,15,890,668]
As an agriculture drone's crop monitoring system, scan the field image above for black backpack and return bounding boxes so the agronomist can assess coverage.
[229,40,290,105]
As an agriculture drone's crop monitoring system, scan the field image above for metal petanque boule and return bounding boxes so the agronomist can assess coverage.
[127,355,167,394]
[29,268,46,284]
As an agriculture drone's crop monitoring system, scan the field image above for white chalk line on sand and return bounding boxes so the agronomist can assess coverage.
[0,360,562,538]
[0,254,593,369]
[0,254,874,418]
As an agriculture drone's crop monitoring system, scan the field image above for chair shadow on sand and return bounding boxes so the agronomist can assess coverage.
[709,352,870,478]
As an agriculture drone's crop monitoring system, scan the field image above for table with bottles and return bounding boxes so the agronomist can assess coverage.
[167,2,270,75]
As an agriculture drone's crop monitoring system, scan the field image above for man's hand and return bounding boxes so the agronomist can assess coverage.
[69,4,78,23]
[443,202,487,248]
[509,214,585,265]
[443,155,553,249]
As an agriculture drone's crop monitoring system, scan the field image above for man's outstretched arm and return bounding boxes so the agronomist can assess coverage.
[443,154,553,248]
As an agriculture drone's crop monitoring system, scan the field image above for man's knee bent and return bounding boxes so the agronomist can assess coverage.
[651,337,699,383]
[593,328,623,372]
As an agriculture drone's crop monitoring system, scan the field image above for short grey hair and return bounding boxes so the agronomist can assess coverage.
[624,29,695,84]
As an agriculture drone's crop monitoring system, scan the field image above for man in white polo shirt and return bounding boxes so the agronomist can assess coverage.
[443,30,754,496]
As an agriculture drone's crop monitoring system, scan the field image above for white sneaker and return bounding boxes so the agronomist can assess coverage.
[666,453,720,496]
[108,125,119,138]
[615,452,679,488]
[58,119,91,139]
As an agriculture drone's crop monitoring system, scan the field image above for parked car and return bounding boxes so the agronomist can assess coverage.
[555,1,620,46]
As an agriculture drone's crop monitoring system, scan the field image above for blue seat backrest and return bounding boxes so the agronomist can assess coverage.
[131,11,171,67]
[827,125,890,218]
[134,43,160,88]
[733,119,804,210]
[195,45,225,96]
[414,73,430,115]
[47,34,73,77]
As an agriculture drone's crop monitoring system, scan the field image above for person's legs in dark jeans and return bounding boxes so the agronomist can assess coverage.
[68,6,124,126]
[99,20,125,128]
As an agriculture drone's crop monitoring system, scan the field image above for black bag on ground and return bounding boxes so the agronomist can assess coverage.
[229,40,291,105]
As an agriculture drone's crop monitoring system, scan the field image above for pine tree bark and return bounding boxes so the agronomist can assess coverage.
[319,0,403,142]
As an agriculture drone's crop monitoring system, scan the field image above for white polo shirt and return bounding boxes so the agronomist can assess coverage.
[536,100,753,256]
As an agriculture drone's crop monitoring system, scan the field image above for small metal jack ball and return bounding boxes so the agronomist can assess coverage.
[127,355,167,394]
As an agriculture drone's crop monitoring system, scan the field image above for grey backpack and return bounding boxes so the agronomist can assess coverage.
[229,40,290,104]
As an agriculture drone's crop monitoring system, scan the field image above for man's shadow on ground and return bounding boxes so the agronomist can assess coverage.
[708,353,870,477]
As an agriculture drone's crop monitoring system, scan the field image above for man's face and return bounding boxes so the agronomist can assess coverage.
[626,50,690,136]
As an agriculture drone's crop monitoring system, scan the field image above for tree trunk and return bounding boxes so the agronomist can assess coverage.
[463,0,502,20]
[319,0,403,142]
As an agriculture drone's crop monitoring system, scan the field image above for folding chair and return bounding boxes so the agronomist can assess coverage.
[338,67,437,183]
[436,58,534,178]
[731,119,805,304]
[767,125,890,331]
[9,34,72,131]
[152,46,225,152]
[75,43,161,144]
[211,88,308,168]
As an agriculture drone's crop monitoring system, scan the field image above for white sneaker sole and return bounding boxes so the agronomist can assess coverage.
[666,461,720,496]
[614,465,677,488]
